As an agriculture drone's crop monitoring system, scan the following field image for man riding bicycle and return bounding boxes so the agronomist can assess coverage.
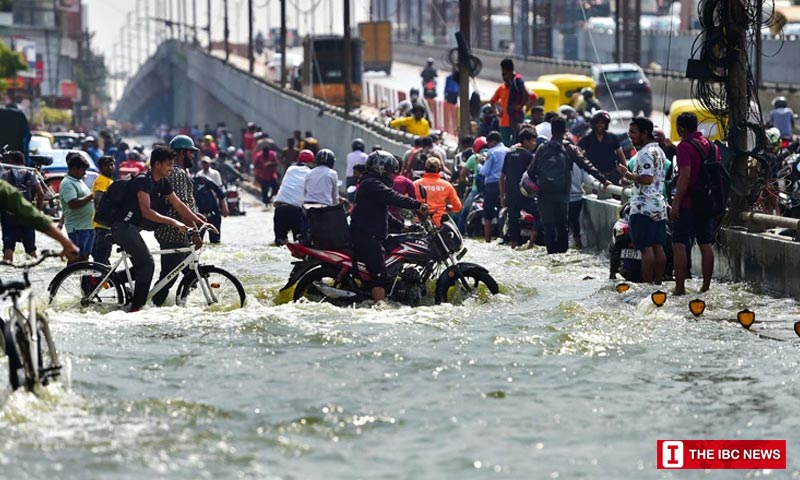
[110,145,214,313]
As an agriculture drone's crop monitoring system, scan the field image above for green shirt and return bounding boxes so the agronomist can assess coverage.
[464,152,486,192]
[0,179,52,232]
[60,175,94,232]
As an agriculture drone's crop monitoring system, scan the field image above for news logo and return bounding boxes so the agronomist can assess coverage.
[657,440,786,470]
[660,441,684,468]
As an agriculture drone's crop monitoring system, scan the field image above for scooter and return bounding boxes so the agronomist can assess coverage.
[498,207,539,245]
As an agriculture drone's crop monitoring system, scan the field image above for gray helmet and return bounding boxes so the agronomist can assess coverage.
[314,148,336,168]
[352,138,365,151]
[365,150,399,185]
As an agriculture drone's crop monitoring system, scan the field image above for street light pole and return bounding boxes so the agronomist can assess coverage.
[344,0,353,116]
[458,0,471,136]
[136,1,142,67]
[207,0,212,52]
[248,0,254,73]
[280,0,286,88]
[224,0,230,62]
[193,0,198,45]
[145,0,151,57]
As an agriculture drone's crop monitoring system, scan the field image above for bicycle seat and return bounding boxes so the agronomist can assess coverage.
[0,280,26,294]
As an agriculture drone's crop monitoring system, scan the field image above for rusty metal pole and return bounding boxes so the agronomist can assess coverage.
[458,0,471,136]
[344,0,353,116]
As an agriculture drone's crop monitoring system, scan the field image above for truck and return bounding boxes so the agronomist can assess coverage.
[302,36,363,109]
[358,21,392,75]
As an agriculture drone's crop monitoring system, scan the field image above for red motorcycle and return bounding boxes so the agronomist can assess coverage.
[280,193,498,305]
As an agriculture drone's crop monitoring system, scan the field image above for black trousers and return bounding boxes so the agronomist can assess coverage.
[111,222,154,309]
[203,211,222,243]
[152,240,190,306]
[538,195,570,254]
[568,200,584,239]
[506,194,539,244]
[92,228,113,265]
[273,203,307,244]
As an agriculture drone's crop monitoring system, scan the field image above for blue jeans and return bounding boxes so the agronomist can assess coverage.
[458,189,478,234]
[68,229,95,260]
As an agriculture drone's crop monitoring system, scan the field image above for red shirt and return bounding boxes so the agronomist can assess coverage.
[676,131,718,209]
[254,150,279,181]
[243,131,255,150]
[389,174,417,219]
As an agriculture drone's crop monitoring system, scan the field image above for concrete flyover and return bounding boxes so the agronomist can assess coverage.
[115,41,800,297]
[113,40,434,180]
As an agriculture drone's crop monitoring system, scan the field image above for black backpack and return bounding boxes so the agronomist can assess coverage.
[533,141,571,194]
[94,177,134,227]
[686,140,729,218]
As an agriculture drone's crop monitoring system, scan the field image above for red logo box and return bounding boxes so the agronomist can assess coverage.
[657,440,786,469]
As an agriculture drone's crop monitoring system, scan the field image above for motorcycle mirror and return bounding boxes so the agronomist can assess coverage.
[419,185,428,200]
[346,185,357,194]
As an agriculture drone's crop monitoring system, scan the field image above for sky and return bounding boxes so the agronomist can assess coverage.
[86,0,373,70]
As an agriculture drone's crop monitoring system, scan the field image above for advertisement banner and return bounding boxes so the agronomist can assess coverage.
[15,39,36,78]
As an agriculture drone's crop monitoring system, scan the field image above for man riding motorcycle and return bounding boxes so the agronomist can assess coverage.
[351,151,429,303]
[421,58,438,99]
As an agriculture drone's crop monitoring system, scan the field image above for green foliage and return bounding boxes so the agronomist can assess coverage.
[33,106,72,127]
[0,0,11,13]
[0,39,28,78]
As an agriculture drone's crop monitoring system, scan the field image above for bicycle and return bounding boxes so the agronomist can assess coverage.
[0,251,62,391]
[46,229,246,311]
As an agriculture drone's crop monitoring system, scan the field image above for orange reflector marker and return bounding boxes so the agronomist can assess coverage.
[211,282,221,288]
[615,283,630,293]
[794,321,800,337]
[689,299,706,317]
[102,282,109,289]
[448,271,455,278]
[737,309,755,329]
[651,290,667,307]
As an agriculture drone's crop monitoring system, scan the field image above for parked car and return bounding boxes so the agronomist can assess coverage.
[29,135,53,153]
[591,63,653,117]
[39,149,99,193]
[52,132,84,149]
[266,53,303,83]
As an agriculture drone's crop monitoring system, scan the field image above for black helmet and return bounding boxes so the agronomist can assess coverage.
[352,138,365,151]
[581,87,594,99]
[409,87,420,96]
[591,110,611,126]
[773,96,788,109]
[315,148,336,168]
[365,150,399,186]
[481,104,494,116]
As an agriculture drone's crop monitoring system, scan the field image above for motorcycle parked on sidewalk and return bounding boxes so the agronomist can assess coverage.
[609,204,674,282]
[281,188,499,305]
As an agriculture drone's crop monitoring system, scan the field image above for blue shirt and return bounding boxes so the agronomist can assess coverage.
[480,143,509,184]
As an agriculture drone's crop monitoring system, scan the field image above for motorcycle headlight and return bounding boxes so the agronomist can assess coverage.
[439,215,463,252]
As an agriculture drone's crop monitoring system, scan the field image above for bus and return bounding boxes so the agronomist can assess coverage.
[302,36,363,109]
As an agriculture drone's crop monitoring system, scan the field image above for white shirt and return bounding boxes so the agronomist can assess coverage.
[197,167,222,186]
[346,151,368,177]
[630,142,667,221]
[304,165,339,206]
[274,164,311,207]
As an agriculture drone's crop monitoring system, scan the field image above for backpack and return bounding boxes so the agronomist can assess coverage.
[3,169,34,201]
[686,139,730,218]
[533,141,571,194]
[94,177,134,227]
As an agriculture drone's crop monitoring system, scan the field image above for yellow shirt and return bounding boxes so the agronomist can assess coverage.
[91,174,113,229]
[390,116,431,137]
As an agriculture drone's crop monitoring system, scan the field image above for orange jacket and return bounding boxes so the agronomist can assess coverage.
[414,173,462,226]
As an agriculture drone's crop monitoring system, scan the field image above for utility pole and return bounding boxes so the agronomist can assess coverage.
[458,0,471,136]
[614,0,621,62]
[145,0,151,58]
[520,0,528,57]
[726,0,750,213]
[207,0,212,52]
[168,0,174,38]
[344,0,353,116]
[224,0,230,61]
[755,0,762,88]
[416,0,422,44]
[177,0,183,40]
[280,0,286,88]
[136,1,142,67]
[248,0,254,73]
[193,0,198,45]
[127,12,134,75]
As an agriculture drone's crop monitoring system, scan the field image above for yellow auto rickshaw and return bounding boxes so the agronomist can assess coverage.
[524,81,560,112]
[536,74,596,107]
[667,99,725,143]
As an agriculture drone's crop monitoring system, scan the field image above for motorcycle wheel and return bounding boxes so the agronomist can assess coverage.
[435,266,499,304]
[293,265,360,306]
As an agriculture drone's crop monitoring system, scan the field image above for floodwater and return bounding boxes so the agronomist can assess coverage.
[1,189,800,479]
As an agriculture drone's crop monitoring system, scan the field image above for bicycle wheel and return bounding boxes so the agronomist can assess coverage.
[36,313,60,386]
[176,266,245,310]
[4,318,34,391]
[48,262,127,311]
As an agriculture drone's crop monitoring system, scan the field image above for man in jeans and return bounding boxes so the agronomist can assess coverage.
[59,152,95,264]
[671,112,717,295]
[479,131,509,242]
[111,146,213,312]
[1,150,44,262]
[616,117,667,284]
[528,118,608,254]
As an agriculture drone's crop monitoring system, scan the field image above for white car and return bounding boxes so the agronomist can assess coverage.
[266,53,303,83]
[29,135,53,153]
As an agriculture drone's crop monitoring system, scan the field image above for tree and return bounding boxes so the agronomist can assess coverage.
[0,39,28,95]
